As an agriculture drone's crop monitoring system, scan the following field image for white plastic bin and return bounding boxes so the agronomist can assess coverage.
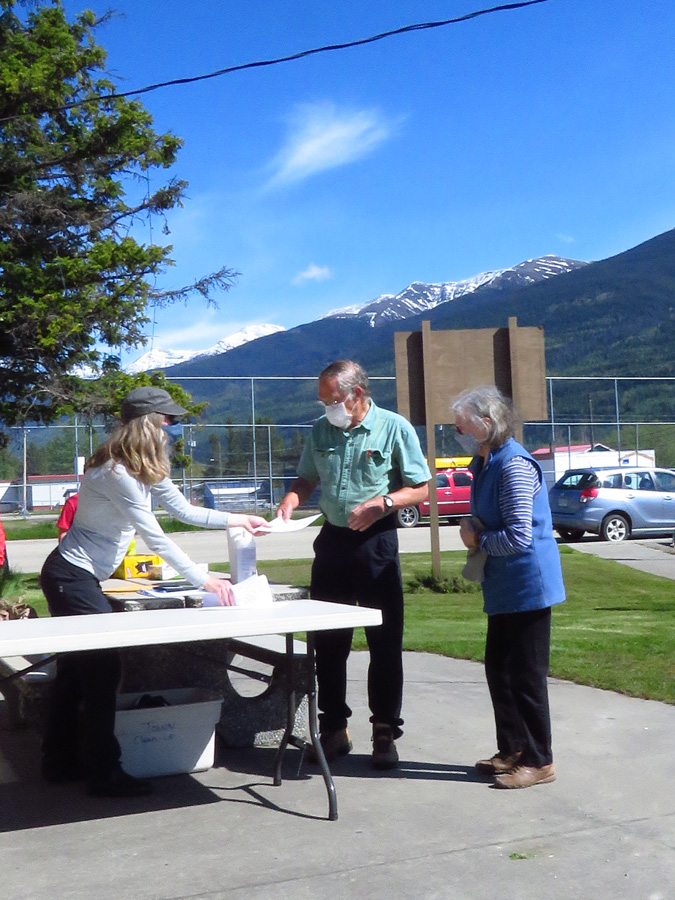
[115,688,223,778]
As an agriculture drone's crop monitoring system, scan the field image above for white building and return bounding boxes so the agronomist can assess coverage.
[532,443,656,488]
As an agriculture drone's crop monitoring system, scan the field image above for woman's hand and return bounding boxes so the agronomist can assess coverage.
[459,517,479,549]
[227,513,270,535]
[202,574,235,606]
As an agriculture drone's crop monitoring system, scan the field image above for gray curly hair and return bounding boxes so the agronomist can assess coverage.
[451,385,514,448]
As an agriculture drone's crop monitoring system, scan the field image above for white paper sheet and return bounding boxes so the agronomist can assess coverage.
[200,575,275,608]
[231,574,275,607]
[264,512,322,534]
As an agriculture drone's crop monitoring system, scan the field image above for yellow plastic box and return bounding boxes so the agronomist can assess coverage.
[113,554,163,580]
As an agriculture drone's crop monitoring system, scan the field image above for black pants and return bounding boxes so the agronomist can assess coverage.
[310,520,404,737]
[40,549,122,780]
[484,606,553,768]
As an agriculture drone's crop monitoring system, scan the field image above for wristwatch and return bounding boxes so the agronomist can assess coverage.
[382,495,394,513]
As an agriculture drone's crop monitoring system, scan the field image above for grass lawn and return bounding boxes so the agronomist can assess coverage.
[1,514,225,542]
[1,512,306,542]
[2,518,60,541]
[5,548,673,705]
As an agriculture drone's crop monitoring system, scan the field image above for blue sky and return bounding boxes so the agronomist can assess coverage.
[61,0,675,363]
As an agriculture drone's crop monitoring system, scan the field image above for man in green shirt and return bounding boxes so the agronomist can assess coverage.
[277,360,430,769]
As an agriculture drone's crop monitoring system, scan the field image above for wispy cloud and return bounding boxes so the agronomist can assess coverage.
[557,233,576,244]
[267,101,397,187]
[151,312,250,350]
[292,263,332,285]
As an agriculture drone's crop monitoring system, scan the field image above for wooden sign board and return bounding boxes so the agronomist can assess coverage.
[395,318,548,426]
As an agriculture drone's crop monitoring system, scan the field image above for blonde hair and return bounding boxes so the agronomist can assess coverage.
[87,413,170,485]
[452,385,515,448]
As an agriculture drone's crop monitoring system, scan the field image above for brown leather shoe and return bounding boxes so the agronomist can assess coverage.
[371,723,399,770]
[307,728,352,763]
[475,751,522,775]
[493,763,556,789]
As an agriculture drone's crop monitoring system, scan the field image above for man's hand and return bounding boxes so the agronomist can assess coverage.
[276,495,297,522]
[202,574,235,606]
[276,478,316,522]
[348,497,386,532]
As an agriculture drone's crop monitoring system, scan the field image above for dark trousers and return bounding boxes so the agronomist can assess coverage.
[484,606,553,768]
[310,520,404,737]
[40,549,122,779]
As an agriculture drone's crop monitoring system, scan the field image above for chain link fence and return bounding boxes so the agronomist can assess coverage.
[1,376,674,514]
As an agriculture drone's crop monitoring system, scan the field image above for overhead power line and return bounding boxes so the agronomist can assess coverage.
[0,0,551,122]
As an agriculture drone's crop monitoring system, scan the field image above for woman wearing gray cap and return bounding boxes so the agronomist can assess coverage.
[40,387,268,797]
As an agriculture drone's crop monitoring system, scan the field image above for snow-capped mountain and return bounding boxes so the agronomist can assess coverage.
[126,256,587,372]
[125,324,285,373]
[322,255,587,327]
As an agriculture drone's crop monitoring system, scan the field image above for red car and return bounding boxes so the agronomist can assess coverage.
[397,469,473,528]
[0,520,7,573]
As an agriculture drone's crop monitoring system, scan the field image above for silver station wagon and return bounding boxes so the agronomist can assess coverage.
[548,466,675,542]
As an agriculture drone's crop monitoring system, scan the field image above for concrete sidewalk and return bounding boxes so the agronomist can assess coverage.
[1,651,673,900]
[571,534,675,580]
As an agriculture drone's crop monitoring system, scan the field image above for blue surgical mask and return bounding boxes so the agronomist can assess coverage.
[455,431,481,456]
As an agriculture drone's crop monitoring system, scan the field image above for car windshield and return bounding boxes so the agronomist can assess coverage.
[554,472,598,490]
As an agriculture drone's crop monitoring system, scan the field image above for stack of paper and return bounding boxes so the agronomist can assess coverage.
[231,574,275,608]
[199,574,275,608]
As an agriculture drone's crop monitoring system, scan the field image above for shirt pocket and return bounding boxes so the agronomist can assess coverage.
[359,447,392,489]
[314,447,341,485]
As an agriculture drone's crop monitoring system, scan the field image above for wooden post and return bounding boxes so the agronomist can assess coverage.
[422,321,441,579]
[508,317,524,443]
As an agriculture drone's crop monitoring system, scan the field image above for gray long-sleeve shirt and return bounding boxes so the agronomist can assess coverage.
[59,461,229,587]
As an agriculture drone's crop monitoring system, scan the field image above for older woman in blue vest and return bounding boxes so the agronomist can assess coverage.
[454,385,565,789]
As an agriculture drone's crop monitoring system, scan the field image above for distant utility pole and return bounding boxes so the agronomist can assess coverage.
[588,395,595,447]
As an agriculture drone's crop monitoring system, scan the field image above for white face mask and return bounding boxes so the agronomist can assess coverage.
[455,431,482,456]
[324,401,353,429]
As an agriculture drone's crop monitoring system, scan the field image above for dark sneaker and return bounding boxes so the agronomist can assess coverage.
[87,767,153,797]
[371,723,399,770]
[307,728,353,763]
[475,751,522,776]
[493,763,556,789]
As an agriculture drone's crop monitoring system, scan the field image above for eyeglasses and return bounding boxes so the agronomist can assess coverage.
[317,393,352,408]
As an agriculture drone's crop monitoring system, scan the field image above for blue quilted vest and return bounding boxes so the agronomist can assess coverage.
[470,438,566,616]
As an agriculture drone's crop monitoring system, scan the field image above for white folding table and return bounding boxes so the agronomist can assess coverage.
[0,600,382,820]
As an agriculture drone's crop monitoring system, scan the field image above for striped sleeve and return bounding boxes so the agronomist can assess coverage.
[479,457,541,556]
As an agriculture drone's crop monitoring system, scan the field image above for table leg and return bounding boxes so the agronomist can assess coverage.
[273,632,295,782]
[305,632,338,820]
[272,631,338,821]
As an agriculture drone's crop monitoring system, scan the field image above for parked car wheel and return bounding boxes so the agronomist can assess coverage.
[556,527,585,542]
[601,513,630,543]
[397,506,420,528]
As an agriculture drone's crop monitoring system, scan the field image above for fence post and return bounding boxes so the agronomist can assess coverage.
[614,378,621,456]
[251,378,258,512]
